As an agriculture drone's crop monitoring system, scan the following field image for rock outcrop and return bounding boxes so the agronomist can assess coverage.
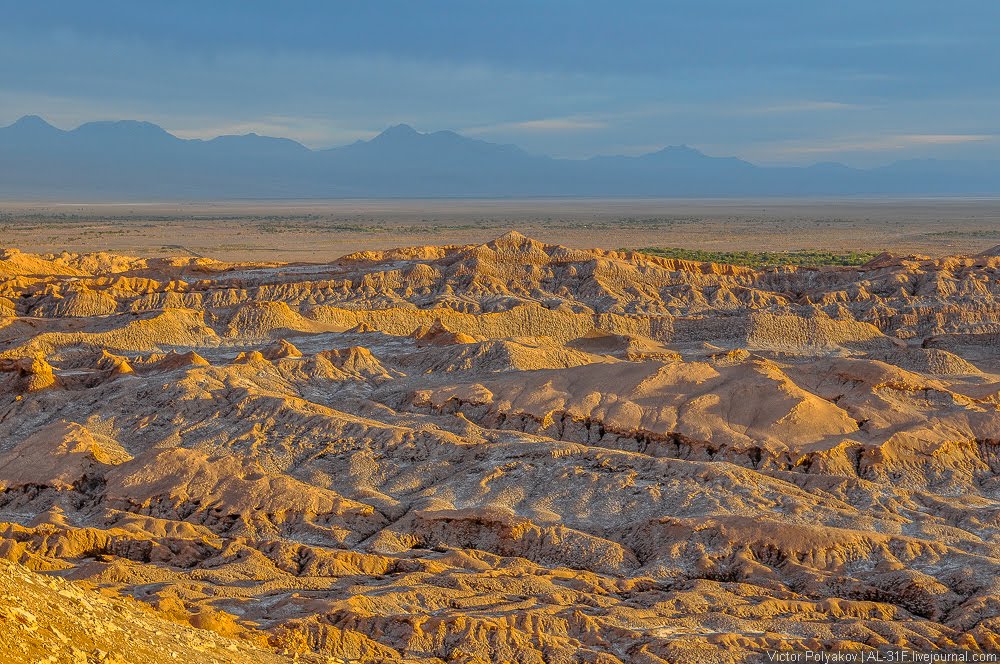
[1,234,1000,661]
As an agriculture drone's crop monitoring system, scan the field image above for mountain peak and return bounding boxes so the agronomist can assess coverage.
[74,119,171,135]
[640,143,753,170]
[376,123,420,140]
[652,144,709,158]
[8,115,59,132]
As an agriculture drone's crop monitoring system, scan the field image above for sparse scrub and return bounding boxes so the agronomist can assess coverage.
[634,246,880,267]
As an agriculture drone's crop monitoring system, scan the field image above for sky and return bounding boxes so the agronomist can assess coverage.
[1,1,998,166]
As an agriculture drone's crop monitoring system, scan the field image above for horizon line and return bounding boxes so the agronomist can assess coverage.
[6,113,996,171]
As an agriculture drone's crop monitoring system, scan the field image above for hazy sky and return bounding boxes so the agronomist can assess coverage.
[2,1,998,165]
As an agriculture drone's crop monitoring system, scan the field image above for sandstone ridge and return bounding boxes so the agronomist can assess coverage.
[2,234,1000,661]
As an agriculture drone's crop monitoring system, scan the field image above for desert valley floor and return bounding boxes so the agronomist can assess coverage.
[4,198,1000,261]
[3,222,1000,662]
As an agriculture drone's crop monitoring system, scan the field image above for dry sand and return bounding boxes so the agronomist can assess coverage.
[3,197,1000,261]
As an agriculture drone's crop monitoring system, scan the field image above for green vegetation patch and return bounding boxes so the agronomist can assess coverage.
[634,247,880,268]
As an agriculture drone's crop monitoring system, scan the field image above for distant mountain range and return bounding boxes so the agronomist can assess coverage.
[1,115,999,198]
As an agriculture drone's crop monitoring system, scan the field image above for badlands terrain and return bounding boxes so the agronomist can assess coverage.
[2,230,1000,662]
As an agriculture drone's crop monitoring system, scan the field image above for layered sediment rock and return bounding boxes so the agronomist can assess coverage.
[2,232,1000,661]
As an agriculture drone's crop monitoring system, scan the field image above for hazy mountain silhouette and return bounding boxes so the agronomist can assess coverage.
[1,115,998,198]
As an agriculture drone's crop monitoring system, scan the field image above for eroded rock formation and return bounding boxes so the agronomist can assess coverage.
[2,232,1000,661]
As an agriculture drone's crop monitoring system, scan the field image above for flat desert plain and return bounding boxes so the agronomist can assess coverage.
[2,201,1000,662]
[3,198,1000,260]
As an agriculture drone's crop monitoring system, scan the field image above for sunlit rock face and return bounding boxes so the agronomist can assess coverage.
[2,233,1000,662]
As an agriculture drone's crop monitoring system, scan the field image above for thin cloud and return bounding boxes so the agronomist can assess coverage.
[784,133,997,153]
[742,100,870,114]
[465,117,608,134]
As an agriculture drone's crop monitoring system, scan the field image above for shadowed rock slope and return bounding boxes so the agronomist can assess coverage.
[2,232,1000,662]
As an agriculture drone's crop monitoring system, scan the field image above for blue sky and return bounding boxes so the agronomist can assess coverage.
[1,1,998,165]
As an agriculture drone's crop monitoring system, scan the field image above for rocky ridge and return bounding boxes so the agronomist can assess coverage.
[1,232,1000,662]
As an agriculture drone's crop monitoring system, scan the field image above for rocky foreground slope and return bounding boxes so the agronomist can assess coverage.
[2,232,1000,662]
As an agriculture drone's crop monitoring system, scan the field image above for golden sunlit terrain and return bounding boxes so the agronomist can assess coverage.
[2,228,1000,661]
